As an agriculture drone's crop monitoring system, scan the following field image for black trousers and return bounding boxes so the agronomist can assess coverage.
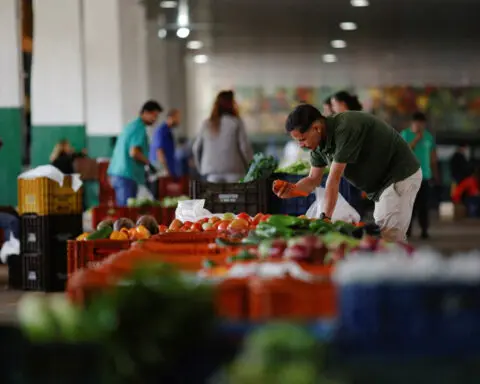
[408,180,430,235]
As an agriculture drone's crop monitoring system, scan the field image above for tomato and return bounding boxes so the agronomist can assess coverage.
[136,225,151,239]
[259,214,271,223]
[182,221,193,229]
[197,218,209,225]
[208,216,221,224]
[236,213,252,223]
[228,219,249,231]
[217,220,232,232]
[191,223,203,232]
[169,219,183,231]
[212,221,222,230]
[158,225,168,233]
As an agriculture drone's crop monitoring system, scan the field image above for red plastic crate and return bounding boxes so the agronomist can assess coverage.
[215,278,249,320]
[150,231,219,243]
[99,184,116,206]
[159,176,189,197]
[248,275,337,321]
[160,207,175,226]
[91,207,131,229]
[67,239,131,276]
[97,161,110,186]
[0,228,4,248]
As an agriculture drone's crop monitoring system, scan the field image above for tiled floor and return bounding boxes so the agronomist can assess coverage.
[0,218,479,323]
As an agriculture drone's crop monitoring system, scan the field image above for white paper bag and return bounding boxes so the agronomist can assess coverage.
[0,232,20,264]
[306,187,360,223]
[175,199,224,223]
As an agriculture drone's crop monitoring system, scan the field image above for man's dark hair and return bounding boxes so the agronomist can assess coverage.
[285,104,323,133]
[140,100,163,114]
[412,111,427,122]
[332,91,363,111]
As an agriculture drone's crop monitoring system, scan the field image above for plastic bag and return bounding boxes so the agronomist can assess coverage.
[18,165,83,191]
[306,187,360,223]
[175,199,223,223]
[137,184,154,200]
[0,232,20,264]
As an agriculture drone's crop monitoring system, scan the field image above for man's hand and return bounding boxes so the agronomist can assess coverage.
[410,131,423,150]
[274,181,295,199]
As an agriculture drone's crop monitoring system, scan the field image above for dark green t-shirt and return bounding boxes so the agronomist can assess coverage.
[310,111,420,201]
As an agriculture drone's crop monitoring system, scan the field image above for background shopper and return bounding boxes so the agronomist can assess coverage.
[193,90,253,183]
[108,100,163,206]
[401,112,439,239]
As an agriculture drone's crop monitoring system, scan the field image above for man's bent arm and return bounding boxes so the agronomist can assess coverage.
[323,162,346,218]
[130,146,149,165]
[295,166,325,194]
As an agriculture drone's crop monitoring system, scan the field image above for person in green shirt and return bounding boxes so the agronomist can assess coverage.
[108,100,163,206]
[274,104,421,242]
[400,112,439,239]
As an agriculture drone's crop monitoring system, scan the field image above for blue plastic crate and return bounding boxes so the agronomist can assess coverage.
[337,282,480,357]
[466,197,480,218]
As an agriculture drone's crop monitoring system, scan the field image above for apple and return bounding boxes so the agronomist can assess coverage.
[191,223,203,232]
[182,221,193,230]
[202,222,213,231]
[259,239,287,259]
[331,243,348,262]
[169,219,183,231]
[252,213,263,225]
[197,218,209,225]
[223,212,236,220]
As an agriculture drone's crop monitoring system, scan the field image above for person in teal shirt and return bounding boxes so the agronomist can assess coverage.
[108,100,163,206]
[401,112,439,239]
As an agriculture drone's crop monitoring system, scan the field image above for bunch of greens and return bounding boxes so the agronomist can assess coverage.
[275,160,311,175]
[160,195,189,208]
[242,153,278,182]
[228,323,332,384]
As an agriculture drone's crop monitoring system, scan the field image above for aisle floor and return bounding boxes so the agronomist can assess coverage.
[0,218,479,323]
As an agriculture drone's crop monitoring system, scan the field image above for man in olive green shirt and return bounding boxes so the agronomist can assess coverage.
[274,104,421,242]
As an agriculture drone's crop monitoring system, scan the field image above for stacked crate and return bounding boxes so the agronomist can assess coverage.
[18,175,83,291]
[98,160,115,206]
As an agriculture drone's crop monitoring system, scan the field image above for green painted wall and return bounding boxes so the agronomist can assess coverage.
[0,107,22,206]
[30,124,86,167]
[87,135,116,158]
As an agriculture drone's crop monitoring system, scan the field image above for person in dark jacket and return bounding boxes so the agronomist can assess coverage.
[450,145,472,184]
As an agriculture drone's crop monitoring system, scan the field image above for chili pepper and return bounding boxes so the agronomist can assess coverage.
[273,180,309,197]
[309,220,334,234]
[255,222,294,239]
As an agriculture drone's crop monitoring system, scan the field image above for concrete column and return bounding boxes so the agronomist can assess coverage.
[0,0,23,205]
[83,0,148,158]
[30,0,86,166]
[146,23,188,138]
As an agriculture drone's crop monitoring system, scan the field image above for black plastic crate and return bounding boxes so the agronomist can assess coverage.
[7,254,22,290]
[190,179,269,216]
[21,214,82,255]
[22,252,67,292]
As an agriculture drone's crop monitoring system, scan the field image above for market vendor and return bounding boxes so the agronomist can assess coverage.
[274,104,421,242]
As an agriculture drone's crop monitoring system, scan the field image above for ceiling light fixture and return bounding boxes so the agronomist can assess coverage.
[331,40,347,48]
[160,1,178,8]
[187,40,203,50]
[322,54,337,63]
[351,0,369,7]
[340,22,357,31]
[193,54,208,64]
[158,28,167,39]
[176,27,190,38]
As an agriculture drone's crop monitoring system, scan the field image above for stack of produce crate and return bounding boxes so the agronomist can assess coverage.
[97,159,115,206]
[18,175,83,291]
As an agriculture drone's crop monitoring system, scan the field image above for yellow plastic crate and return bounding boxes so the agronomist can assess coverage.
[18,176,83,215]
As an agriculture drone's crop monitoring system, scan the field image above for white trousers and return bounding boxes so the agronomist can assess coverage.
[374,168,422,242]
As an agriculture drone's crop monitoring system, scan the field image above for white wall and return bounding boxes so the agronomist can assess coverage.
[0,0,22,107]
[84,0,148,135]
[83,0,123,135]
[31,0,84,125]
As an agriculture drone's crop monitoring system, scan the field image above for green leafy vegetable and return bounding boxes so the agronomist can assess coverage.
[242,153,279,182]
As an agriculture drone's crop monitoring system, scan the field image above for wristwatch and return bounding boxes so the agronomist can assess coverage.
[319,213,331,221]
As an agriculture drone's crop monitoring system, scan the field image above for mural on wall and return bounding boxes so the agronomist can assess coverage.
[230,86,480,134]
